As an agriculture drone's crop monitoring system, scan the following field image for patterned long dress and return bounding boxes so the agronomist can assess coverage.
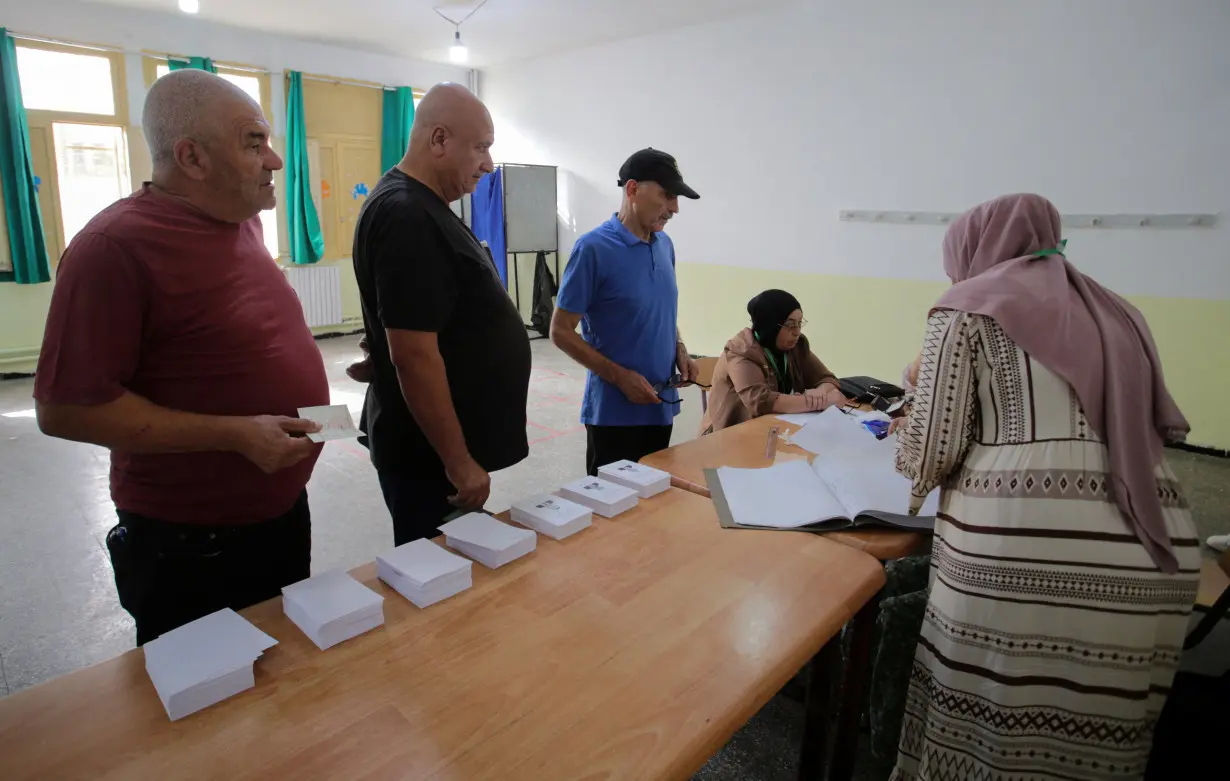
[890,310,1201,781]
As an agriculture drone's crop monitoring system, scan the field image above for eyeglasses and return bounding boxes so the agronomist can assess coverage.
[652,373,712,406]
[780,318,808,332]
[655,373,712,392]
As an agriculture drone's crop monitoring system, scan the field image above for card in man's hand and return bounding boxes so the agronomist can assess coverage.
[297,404,362,443]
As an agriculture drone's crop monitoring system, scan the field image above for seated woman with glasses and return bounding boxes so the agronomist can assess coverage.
[700,289,847,434]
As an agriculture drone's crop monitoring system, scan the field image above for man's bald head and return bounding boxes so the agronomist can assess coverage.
[402,83,494,202]
[144,69,261,167]
[142,68,283,224]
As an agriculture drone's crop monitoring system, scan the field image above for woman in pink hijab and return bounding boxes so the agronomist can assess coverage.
[890,194,1201,781]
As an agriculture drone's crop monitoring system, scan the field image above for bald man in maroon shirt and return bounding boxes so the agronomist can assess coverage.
[34,69,330,645]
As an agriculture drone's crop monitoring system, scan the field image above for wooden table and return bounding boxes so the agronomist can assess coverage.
[1196,553,1230,609]
[0,489,886,781]
[641,415,925,561]
[1187,552,1230,652]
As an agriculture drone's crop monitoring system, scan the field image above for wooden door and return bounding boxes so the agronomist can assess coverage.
[336,141,380,257]
[316,143,338,260]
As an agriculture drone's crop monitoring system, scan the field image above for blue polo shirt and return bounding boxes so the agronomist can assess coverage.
[556,214,680,427]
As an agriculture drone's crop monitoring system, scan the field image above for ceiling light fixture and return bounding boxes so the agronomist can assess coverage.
[449,30,468,64]
[434,0,489,66]
[178,0,200,13]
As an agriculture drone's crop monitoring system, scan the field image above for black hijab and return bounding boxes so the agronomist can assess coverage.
[747,289,801,392]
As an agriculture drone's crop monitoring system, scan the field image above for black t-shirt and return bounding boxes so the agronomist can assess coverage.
[353,170,531,474]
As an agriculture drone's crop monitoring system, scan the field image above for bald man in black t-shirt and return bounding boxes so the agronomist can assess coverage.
[352,84,531,545]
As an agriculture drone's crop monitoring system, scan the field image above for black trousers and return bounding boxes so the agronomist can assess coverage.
[585,424,673,476]
[106,492,311,646]
[377,463,457,546]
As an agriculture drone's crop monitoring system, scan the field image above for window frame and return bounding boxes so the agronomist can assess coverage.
[143,55,273,122]
[14,38,128,266]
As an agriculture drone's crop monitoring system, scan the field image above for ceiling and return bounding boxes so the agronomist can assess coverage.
[81,0,794,68]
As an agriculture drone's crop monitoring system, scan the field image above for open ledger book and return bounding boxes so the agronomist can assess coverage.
[705,407,938,532]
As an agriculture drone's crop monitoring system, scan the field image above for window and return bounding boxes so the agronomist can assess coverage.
[152,62,279,259]
[15,41,128,265]
[154,65,263,108]
[253,207,279,260]
[52,124,132,248]
[16,47,115,115]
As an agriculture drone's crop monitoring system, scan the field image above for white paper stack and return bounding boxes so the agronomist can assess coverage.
[143,608,278,721]
[377,539,473,608]
[597,459,671,498]
[558,476,640,518]
[439,512,537,569]
[510,493,593,540]
[281,570,385,651]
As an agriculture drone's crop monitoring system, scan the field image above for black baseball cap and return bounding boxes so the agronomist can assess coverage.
[617,148,700,200]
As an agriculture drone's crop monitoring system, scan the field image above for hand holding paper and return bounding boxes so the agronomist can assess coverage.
[235,415,321,473]
[297,405,362,443]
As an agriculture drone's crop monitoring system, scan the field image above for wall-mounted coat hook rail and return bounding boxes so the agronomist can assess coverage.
[838,210,1218,229]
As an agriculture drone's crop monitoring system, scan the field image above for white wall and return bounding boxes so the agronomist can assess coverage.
[4,0,469,132]
[481,0,1230,300]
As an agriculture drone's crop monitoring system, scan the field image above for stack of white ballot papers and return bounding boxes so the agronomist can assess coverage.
[143,608,277,721]
[378,539,473,608]
[439,512,537,569]
[597,459,671,498]
[707,407,938,532]
[558,476,639,518]
[281,570,385,651]
[510,493,592,540]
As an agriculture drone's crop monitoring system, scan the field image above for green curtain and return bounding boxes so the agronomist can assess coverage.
[285,71,324,265]
[0,29,49,284]
[168,56,217,74]
[380,86,415,172]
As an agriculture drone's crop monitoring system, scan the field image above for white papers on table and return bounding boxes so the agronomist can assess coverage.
[778,408,891,429]
[776,412,821,426]
[714,408,938,529]
[297,404,362,443]
[557,476,639,518]
[596,460,671,498]
[143,608,277,721]
[848,408,893,424]
[717,460,850,528]
[510,494,592,540]
[439,513,537,569]
[377,539,472,608]
[800,408,938,518]
[281,570,384,651]
[788,406,881,456]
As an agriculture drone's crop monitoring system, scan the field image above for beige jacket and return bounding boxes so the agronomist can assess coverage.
[701,328,837,434]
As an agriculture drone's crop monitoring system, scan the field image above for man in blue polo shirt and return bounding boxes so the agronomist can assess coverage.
[550,148,700,475]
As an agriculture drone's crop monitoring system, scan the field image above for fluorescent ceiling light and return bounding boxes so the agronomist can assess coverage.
[179,0,200,14]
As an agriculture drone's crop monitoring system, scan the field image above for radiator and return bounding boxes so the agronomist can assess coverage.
[284,265,344,327]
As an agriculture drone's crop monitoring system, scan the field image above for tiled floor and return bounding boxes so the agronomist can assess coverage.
[1,335,1226,781]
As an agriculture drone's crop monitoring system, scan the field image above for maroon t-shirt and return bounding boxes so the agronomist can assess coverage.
[34,186,330,525]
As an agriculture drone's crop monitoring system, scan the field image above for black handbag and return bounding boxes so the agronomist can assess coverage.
[839,376,905,412]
